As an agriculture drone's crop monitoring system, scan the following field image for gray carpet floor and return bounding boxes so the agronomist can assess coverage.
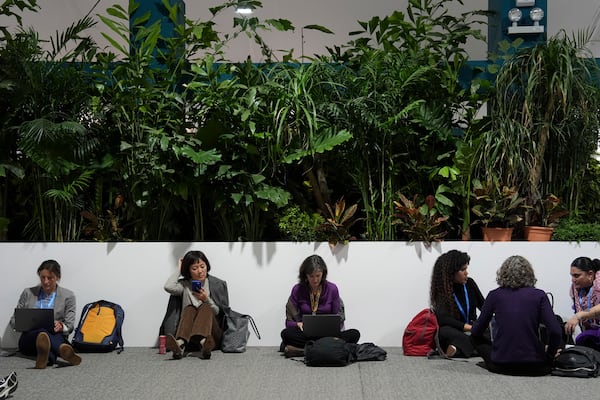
[1,347,599,400]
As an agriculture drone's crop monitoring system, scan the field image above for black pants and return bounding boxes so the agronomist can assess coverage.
[438,326,478,357]
[281,326,360,348]
[471,335,552,376]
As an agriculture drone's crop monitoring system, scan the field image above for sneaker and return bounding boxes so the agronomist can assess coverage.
[0,371,18,399]
[445,344,457,358]
[200,335,215,360]
[35,332,51,369]
[165,334,183,360]
[59,343,82,366]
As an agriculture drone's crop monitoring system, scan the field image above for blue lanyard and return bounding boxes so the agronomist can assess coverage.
[36,289,57,309]
[579,286,593,311]
[453,284,470,323]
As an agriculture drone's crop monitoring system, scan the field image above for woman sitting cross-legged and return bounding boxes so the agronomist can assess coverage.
[280,254,360,357]
[471,255,563,376]
[430,250,489,358]
[163,250,229,359]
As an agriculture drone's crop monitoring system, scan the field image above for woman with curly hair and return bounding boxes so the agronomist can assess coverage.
[471,255,562,376]
[430,249,487,358]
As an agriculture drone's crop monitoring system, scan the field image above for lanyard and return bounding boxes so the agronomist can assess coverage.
[453,284,470,323]
[37,289,57,309]
[579,286,593,311]
[310,287,321,315]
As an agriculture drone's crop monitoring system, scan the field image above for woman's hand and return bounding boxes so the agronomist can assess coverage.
[192,287,209,303]
[564,315,580,335]
[297,322,303,331]
[554,348,563,358]
[54,321,64,333]
[463,323,472,332]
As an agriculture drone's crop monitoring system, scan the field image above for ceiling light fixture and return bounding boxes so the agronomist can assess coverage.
[236,7,253,15]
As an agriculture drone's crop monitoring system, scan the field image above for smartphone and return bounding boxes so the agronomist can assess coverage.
[191,280,202,292]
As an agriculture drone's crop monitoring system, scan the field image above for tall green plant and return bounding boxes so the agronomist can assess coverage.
[266,61,352,213]
[93,0,230,240]
[481,32,600,215]
[328,0,487,240]
[94,0,303,240]
[0,6,99,240]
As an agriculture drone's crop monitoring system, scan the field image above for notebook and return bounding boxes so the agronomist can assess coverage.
[302,314,341,338]
[13,308,54,332]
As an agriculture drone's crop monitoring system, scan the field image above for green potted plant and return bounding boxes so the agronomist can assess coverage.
[477,33,600,223]
[523,194,569,241]
[470,179,527,241]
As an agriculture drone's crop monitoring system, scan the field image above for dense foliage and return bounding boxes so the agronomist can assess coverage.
[1,0,599,242]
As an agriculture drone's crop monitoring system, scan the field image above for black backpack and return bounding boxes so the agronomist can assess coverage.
[304,337,352,367]
[552,346,600,378]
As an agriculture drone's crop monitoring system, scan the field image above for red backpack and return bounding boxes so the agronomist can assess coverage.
[402,308,439,356]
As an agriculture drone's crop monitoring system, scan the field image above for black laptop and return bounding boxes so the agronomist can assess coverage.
[13,308,54,332]
[302,314,341,338]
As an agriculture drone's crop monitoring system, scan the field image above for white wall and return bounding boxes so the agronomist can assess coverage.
[1,241,597,349]
[1,1,599,61]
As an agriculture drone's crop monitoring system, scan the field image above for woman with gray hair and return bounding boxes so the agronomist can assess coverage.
[471,255,563,376]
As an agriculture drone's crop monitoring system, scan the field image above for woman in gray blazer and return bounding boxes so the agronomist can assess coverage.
[10,260,82,368]
[163,250,229,360]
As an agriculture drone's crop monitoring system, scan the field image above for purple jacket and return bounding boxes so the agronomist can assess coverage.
[285,281,341,329]
[472,286,561,364]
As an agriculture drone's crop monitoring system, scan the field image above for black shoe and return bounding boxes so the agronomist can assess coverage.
[0,371,18,399]
[200,336,214,360]
[284,345,304,358]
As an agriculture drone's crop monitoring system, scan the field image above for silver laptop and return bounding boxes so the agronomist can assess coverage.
[14,308,54,332]
[302,314,341,338]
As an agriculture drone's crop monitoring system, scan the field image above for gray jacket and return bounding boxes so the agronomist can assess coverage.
[160,274,229,337]
[10,285,77,335]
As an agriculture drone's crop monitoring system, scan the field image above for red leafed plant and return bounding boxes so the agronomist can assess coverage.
[392,193,448,244]
[317,197,363,248]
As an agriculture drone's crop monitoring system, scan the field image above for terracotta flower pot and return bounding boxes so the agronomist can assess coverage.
[481,227,513,242]
[524,226,554,241]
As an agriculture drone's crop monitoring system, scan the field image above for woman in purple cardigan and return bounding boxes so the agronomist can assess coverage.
[280,255,360,357]
[471,255,562,376]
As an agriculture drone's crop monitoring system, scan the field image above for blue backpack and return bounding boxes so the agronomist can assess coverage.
[72,300,125,353]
